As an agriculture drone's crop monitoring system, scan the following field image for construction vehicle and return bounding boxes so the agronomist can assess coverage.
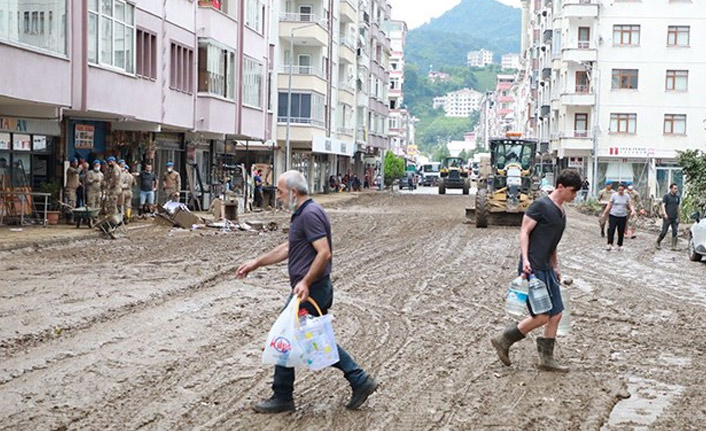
[438,157,471,195]
[466,137,539,227]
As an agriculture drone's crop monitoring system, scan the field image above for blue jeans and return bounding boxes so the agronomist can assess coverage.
[272,277,368,401]
[139,190,155,205]
[658,217,679,241]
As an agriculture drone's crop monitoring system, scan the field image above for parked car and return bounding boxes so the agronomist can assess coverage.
[398,172,417,190]
[688,209,706,262]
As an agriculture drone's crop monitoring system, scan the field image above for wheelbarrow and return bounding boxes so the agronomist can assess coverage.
[71,206,101,229]
[95,213,127,240]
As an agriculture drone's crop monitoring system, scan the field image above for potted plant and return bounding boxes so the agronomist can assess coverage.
[37,181,62,225]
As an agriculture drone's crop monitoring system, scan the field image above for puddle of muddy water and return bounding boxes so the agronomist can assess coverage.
[603,375,683,431]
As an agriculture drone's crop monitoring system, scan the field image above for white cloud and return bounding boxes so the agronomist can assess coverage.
[389,0,521,29]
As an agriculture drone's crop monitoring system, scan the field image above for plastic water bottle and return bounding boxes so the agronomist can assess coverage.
[557,286,571,336]
[505,274,528,317]
[528,274,552,315]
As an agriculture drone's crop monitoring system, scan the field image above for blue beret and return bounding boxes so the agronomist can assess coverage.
[93,160,101,165]
[166,162,174,167]
[106,156,116,162]
[118,159,125,164]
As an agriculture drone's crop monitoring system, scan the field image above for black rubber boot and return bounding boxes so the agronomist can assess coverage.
[671,237,678,251]
[253,396,295,413]
[491,323,525,366]
[346,376,378,410]
[536,337,569,372]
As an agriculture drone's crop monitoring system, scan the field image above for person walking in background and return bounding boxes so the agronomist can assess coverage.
[491,169,582,372]
[626,183,645,239]
[580,178,589,202]
[656,183,681,250]
[253,169,264,208]
[236,170,378,413]
[602,183,635,252]
[597,181,614,238]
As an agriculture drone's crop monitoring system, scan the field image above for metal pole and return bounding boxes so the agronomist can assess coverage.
[591,63,600,197]
[285,31,294,172]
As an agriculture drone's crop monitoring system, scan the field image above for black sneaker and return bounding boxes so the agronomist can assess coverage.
[346,377,378,410]
[253,396,295,413]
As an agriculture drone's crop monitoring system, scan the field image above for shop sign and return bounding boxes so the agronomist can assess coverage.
[608,147,655,157]
[0,117,28,132]
[75,124,95,149]
[568,157,583,168]
[0,133,9,150]
[312,136,355,157]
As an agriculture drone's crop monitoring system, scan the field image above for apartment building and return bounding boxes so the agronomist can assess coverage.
[0,0,274,208]
[518,0,706,198]
[467,48,494,68]
[432,88,483,118]
[386,20,411,157]
[501,53,521,70]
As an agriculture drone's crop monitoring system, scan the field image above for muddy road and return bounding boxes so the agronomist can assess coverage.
[1,192,705,430]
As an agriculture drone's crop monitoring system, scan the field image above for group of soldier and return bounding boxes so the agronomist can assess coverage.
[64,157,181,221]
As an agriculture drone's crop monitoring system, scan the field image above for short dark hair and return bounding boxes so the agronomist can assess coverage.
[670,183,678,189]
[556,169,582,191]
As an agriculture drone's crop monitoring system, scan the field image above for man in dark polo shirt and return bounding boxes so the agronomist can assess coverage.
[656,183,681,250]
[236,170,377,413]
[491,169,582,372]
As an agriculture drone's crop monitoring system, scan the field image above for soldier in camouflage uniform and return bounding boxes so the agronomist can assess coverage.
[86,160,104,209]
[121,164,136,223]
[161,161,181,203]
[65,158,81,209]
[626,183,644,239]
[597,181,614,238]
[104,156,122,216]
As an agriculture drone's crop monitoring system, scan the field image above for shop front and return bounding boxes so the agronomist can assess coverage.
[312,136,354,194]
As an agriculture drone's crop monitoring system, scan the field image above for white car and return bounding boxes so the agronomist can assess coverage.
[688,209,706,262]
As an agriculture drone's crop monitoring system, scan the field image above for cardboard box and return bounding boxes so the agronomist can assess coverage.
[172,208,202,229]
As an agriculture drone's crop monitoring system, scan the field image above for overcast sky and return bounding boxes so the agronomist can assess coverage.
[388,0,521,29]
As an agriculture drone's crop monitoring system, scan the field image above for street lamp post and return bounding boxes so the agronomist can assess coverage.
[285,22,319,172]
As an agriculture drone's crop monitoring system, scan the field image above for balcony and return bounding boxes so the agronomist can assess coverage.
[541,67,551,81]
[278,65,328,94]
[340,0,356,23]
[339,35,356,64]
[338,85,355,105]
[557,130,593,150]
[563,0,599,18]
[543,29,553,44]
[337,126,355,136]
[540,104,551,118]
[561,45,597,63]
[279,13,329,46]
[560,91,595,106]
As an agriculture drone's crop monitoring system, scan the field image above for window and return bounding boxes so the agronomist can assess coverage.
[171,42,194,93]
[243,57,264,108]
[574,113,588,137]
[578,27,590,49]
[610,113,637,134]
[664,114,686,135]
[666,70,688,91]
[667,26,689,46]
[88,0,135,72]
[611,69,638,89]
[277,92,326,126]
[245,0,265,33]
[201,0,236,17]
[576,71,589,93]
[1,1,67,54]
[613,25,640,46]
[136,29,157,80]
[197,41,235,98]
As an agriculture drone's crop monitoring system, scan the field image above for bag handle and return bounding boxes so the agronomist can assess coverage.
[293,297,324,329]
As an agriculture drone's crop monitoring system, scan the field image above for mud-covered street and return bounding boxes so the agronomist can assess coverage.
[1,191,705,430]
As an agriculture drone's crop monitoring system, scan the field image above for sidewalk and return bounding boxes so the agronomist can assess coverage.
[0,190,375,252]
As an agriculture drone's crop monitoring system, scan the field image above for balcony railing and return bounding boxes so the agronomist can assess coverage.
[339,81,356,93]
[279,12,327,27]
[340,34,356,50]
[575,84,590,93]
[577,41,590,49]
[280,65,326,79]
[277,116,325,127]
[337,127,355,136]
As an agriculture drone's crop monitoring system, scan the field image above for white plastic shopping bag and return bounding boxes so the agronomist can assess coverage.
[262,297,306,368]
[295,298,340,371]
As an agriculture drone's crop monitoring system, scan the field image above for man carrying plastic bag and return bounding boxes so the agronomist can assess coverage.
[237,170,378,413]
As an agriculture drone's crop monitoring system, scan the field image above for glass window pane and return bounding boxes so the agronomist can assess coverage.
[88,13,98,63]
[101,18,113,64]
[125,26,133,73]
[115,1,125,22]
[675,118,686,134]
[13,134,32,151]
[114,22,125,68]
[301,94,311,118]
[88,0,98,11]
[278,93,288,117]
[101,0,112,16]
[0,132,10,150]
[126,4,134,23]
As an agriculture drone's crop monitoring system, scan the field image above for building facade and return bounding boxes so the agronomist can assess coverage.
[518,0,706,198]
[467,48,494,68]
[433,88,483,118]
[501,53,521,70]
[1,0,275,210]
[386,20,411,157]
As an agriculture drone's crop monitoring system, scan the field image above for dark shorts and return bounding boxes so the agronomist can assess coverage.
[517,260,564,317]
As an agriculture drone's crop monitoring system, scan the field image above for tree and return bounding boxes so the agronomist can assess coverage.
[384,151,405,186]
[458,149,469,162]
[432,143,451,162]
[677,149,706,214]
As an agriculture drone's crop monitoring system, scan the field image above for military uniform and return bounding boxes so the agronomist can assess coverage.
[597,187,614,236]
[162,170,181,203]
[626,188,643,237]
[104,164,122,216]
[65,166,81,208]
[85,168,104,209]
[121,170,136,217]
